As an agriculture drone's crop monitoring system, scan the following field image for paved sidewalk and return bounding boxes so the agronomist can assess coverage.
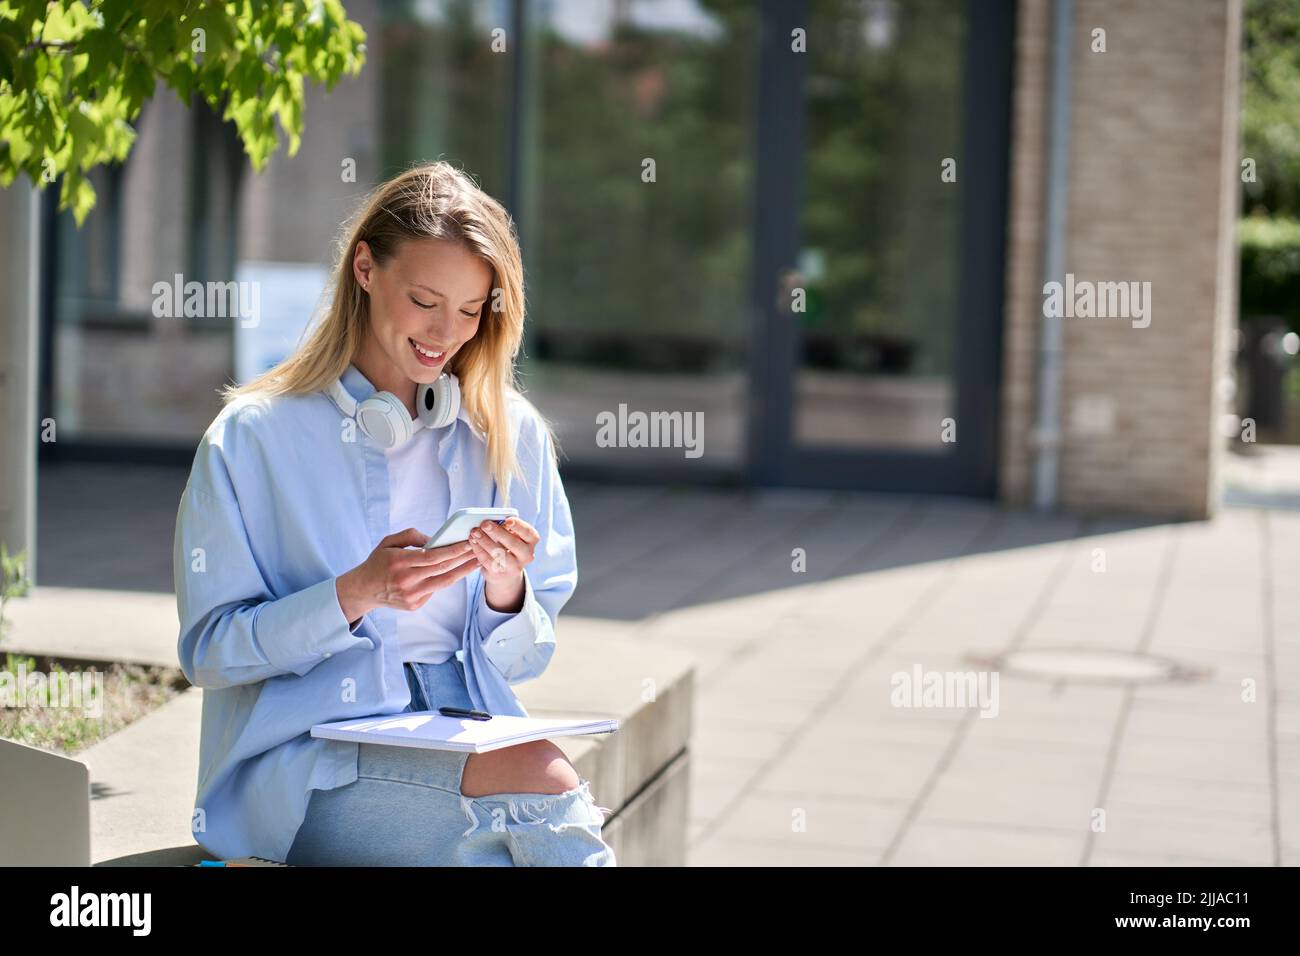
[568,484,1295,866]
[11,459,1298,866]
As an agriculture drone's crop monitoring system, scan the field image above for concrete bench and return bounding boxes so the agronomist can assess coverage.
[80,623,692,866]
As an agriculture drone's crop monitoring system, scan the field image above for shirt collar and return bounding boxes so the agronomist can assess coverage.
[340,363,479,436]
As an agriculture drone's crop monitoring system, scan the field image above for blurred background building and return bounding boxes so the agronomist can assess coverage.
[2,0,1289,582]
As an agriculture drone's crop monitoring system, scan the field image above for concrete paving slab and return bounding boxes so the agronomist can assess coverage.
[19,470,1298,865]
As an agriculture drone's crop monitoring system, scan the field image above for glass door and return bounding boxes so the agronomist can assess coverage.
[747,0,1015,495]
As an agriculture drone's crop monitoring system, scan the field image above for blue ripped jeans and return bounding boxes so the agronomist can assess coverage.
[285,657,617,866]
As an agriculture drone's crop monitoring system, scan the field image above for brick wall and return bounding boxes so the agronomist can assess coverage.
[999,0,1243,519]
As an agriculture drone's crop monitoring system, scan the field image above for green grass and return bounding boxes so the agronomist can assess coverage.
[0,652,188,755]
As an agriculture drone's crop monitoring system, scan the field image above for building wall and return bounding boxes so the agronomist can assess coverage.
[237,0,379,265]
[0,186,39,565]
[999,0,1243,519]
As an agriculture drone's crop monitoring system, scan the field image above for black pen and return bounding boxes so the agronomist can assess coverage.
[439,705,493,721]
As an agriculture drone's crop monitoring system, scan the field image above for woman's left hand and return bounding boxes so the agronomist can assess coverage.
[469,516,539,613]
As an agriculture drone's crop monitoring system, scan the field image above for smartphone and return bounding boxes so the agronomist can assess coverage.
[423,507,520,550]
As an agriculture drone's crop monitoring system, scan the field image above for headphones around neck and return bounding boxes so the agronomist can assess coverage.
[326,372,461,448]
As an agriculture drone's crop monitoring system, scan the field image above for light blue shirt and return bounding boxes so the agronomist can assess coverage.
[173,363,577,862]
[383,424,502,663]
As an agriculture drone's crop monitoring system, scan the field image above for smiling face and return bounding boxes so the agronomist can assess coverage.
[352,237,494,399]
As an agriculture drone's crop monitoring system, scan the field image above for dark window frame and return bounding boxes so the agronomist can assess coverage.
[744,0,1016,497]
[39,0,1015,493]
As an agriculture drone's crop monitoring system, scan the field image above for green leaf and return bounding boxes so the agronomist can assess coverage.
[55,165,93,224]
[65,100,95,168]
[0,0,366,218]
[0,33,18,88]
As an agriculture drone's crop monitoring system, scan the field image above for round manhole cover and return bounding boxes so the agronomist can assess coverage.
[967,648,1210,685]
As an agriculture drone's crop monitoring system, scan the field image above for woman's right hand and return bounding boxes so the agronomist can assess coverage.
[335,529,478,624]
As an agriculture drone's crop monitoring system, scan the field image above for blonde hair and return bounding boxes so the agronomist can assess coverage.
[223,161,554,504]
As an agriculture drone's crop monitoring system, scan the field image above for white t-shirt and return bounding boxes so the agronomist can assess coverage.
[384,425,463,664]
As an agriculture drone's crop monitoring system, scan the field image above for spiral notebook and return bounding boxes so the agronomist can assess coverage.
[311,709,619,754]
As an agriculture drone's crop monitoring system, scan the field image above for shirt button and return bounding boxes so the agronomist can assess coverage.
[497,639,507,647]
[323,651,332,658]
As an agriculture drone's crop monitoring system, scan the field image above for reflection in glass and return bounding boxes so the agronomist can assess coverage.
[51,93,244,443]
[794,0,965,451]
[518,0,758,468]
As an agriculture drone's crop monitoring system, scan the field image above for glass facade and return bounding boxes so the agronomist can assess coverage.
[42,0,1008,492]
[518,0,758,468]
[793,0,964,451]
[50,91,244,444]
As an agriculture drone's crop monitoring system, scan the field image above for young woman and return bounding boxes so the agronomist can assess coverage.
[174,162,616,866]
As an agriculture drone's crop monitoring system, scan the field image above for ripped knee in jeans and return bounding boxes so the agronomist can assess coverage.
[457,777,615,838]
[459,739,579,799]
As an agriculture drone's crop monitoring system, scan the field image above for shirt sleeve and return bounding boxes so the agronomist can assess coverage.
[477,584,521,636]
[473,405,577,684]
[175,478,375,691]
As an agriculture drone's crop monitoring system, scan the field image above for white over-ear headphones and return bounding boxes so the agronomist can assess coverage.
[326,372,461,448]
